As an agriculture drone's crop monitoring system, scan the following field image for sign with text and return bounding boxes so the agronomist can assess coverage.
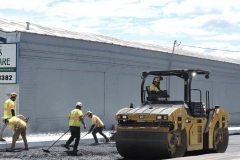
[0,43,18,83]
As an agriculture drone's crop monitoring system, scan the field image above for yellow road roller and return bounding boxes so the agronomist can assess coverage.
[115,69,229,159]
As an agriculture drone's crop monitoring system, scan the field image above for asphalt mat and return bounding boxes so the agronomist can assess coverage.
[0,127,239,151]
[90,141,115,145]
[0,131,112,150]
[0,148,23,152]
[64,150,79,156]
[5,148,22,152]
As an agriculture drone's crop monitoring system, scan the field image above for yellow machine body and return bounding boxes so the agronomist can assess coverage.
[115,69,229,159]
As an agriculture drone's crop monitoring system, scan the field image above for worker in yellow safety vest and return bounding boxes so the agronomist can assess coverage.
[150,76,162,93]
[85,111,110,144]
[62,102,86,151]
[2,115,28,151]
[0,92,17,141]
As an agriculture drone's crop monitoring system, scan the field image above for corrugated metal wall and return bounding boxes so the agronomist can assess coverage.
[1,32,240,133]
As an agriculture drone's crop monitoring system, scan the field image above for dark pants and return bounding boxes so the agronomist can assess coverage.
[66,126,80,150]
[92,126,108,143]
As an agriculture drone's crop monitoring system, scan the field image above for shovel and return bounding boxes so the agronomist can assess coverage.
[42,129,70,153]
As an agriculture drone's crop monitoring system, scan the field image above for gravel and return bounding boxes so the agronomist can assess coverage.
[0,143,123,160]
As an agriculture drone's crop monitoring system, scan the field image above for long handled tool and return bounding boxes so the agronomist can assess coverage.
[42,129,70,153]
[69,132,90,148]
[81,132,89,139]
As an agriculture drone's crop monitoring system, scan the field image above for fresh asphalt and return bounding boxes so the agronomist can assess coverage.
[0,127,239,159]
[0,127,239,150]
[0,131,110,150]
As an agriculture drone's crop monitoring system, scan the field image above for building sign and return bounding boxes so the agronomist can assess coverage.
[0,43,18,83]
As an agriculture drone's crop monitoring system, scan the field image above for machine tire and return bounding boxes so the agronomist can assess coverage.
[168,128,187,158]
[213,122,229,153]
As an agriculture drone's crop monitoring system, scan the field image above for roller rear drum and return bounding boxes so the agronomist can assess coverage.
[116,129,187,159]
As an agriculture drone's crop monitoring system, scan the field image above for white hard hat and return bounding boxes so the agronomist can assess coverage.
[76,102,82,107]
[85,111,92,116]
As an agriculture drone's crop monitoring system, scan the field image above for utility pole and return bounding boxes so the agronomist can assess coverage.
[168,40,177,70]
[167,40,177,95]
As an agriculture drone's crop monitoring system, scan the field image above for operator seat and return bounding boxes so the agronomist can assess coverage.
[146,86,169,101]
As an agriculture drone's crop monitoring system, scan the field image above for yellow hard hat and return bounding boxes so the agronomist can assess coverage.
[10,92,17,97]
[2,117,8,124]
[153,76,162,83]
[85,111,92,116]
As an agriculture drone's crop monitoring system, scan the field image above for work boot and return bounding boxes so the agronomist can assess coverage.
[0,138,6,141]
[22,147,29,151]
[6,148,15,152]
[93,141,99,145]
[61,144,70,150]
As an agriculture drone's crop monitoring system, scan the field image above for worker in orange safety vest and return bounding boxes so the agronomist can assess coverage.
[0,92,17,141]
[2,115,29,151]
[85,111,110,144]
[62,102,86,151]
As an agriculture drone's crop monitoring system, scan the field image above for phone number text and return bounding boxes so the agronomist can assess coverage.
[0,75,13,80]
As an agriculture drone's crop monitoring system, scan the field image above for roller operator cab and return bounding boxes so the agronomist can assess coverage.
[115,69,229,159]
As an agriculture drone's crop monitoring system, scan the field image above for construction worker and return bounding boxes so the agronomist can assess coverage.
[0,92,17,141]
[150,76,162,93]
[85,111,110,144]
[2,115,28,151]
[62,102,86,151]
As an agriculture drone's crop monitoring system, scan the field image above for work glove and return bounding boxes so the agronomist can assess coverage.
[25,117,30,123]
[11,109,15,117]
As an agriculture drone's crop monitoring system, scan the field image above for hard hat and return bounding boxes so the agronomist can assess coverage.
[2,117,8,124]
[10,92,17,97]
[153,76,162,83]
[85,111,92,116]
[76,102,82,107]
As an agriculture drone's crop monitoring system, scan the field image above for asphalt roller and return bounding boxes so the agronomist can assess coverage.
[115,69,229,159]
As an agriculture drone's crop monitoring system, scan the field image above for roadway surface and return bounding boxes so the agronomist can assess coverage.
[171,134,240,160]
[0,129,239,159]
